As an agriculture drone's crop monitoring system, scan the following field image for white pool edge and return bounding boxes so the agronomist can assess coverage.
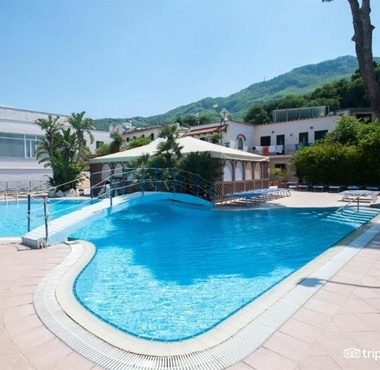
[32,213,380,369]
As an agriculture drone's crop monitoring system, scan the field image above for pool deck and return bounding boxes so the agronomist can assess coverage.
[1,191,380,369]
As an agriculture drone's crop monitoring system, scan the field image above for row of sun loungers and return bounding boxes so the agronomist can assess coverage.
[0,185,48,199]
[285,182,380,193]
[222,188,291,205]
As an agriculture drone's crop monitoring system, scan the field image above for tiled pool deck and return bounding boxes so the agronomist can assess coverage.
[1,192,380,369]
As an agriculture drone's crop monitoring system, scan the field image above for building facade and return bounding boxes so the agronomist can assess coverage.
[0,106,111,184]
[185,120,256,152]
[184,108,341,182]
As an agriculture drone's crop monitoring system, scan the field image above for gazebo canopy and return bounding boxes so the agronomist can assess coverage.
[90,136,269,164]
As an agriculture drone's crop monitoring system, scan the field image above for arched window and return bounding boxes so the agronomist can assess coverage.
[254,163,261,179]
[223,160,233,181]
[245,163,253,180]
[114,163,123,178]
[101,164,111,181]
[238,137,244,150]
[235,161,243,181]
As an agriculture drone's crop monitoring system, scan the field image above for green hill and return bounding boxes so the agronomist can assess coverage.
[94,55,374,130]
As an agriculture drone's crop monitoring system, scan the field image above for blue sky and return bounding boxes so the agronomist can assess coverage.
[1,0,379,119]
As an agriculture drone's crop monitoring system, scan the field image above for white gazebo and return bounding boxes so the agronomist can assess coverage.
[90,136,269,198]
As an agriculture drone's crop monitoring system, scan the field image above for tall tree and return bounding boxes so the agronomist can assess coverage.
[68,111,95,163]
[35,115,63,162]
[323,0,380,119]
[156,124,183,162]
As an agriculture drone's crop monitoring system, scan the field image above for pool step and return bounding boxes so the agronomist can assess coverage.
[326,207,380,226]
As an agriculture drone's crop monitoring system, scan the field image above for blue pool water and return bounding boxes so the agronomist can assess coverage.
[0,198,95,237]
[72,202,376,341]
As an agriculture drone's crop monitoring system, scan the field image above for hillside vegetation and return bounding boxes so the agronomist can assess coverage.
[94,56,378,130]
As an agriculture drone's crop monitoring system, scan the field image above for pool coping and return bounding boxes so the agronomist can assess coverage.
[34,216,380,369]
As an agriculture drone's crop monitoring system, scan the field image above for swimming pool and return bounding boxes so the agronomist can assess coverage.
[0,198,95,237]
[71,200,378,341]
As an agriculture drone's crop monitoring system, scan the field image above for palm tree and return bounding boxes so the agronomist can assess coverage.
[156,124,183,162]
[68,111,95,163]
[110,134,124,153]
[35,115,63,162]
[56,128,79,162]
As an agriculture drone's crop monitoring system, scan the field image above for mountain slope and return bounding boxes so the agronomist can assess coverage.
[94,55,368,129]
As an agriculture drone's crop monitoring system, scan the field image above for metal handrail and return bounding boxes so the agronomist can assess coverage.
[335,191,369,214]
[93,167,216,204]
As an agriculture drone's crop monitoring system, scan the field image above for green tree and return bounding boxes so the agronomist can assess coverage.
[35,115,64,165]
[109,133,124,153]
[156,124,183,163]
[49,152,84,191]
[324,116,361,145]
[177,152,222,189]
[127,137,151,149]
[68,111,95,163]
[291,142,359,185]
[244,105,271,124]
[95,143,111,156]
[35,113,88,192]
[56,128,78,162]
[291,116,380,185]
[323,0,380,120]
[356,121,380,184]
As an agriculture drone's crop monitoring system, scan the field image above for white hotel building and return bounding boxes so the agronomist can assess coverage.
[0,106,111,184]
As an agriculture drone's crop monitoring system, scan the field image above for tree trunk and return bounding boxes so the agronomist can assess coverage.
[348,0,380,120]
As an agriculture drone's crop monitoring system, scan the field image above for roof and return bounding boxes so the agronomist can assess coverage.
[185,125,227,136]
[90,136,269,164]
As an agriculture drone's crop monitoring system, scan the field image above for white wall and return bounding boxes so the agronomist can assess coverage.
[122,127,161,142]
[0,106,111,182]
[89,130,111,153]
[253,115,339,152]
[226,121,255,152]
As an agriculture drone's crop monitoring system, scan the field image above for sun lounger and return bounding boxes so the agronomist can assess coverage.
[328,185,344,193]
[313,184,326,192]
[286,181,298,190]
[366,185,380,192]
[298,184,310,191]
[223,188,291,204]
[340,190,377,203]
[347,185,362,190]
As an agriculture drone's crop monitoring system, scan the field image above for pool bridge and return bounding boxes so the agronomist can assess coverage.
[21,192,213,248]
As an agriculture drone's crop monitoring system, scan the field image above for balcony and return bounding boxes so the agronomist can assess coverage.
[253,144,310,156]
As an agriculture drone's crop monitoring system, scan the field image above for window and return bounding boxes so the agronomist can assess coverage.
[276,134,285,145]
[101,164,111,181]
[254,163,261,179]
[237,137,243,150]
[245,163,253,180]
[260,136,271,146]
[235,161,243,181]
[150,133,155,140]
[299,132,309,146]
[276,134,285,154]
[314,130,328,142]
[356,113,372,123]
[96,141,104,149]
[0,133,40,158]
[275,163,286,170]
[223,160,233,181]
[114,163,123,178]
